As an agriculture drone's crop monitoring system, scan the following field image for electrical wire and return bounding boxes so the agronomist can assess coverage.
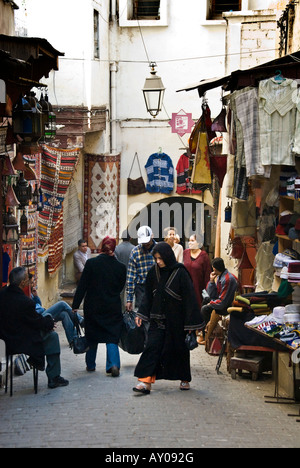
[58,48,280,65]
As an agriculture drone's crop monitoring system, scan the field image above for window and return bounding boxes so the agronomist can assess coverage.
[94,10,100,59]
[208,0,241,20]
[119,0,168,27]
[133,0,160,20]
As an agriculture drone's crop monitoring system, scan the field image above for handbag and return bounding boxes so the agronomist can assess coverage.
[185,331,198,351]
[72,315,89,355]
[119,310,146,354]
[127,152,147,195]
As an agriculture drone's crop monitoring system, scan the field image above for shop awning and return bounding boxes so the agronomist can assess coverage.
[0,35,64,114]
[176,50,300,96]
[0,34,64,80]
[176,75,231,97]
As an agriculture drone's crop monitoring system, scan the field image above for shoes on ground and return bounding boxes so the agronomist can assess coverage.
[48,376,69,389]
[132,382,151,395]
[180,381,190,391]
[107,366,120,377]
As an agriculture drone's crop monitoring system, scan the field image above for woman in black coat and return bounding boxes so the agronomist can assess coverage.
[133,242,205,394]
[72,236,126,376]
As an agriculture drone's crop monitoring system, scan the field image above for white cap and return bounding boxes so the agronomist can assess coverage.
[137,226,152,244]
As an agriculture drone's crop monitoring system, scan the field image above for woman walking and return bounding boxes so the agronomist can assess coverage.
[72,236,126,376]
[133,242,205,394]
[183,234,212,344]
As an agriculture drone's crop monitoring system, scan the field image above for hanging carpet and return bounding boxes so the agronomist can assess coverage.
[38,145,80,267]
[84,154,120,253]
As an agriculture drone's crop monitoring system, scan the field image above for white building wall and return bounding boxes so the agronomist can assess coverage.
[13,0,281,278]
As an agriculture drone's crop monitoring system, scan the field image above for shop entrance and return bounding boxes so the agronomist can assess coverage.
[127,196,214,254]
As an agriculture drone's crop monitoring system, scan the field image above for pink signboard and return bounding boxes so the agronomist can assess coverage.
[168,109,194,137]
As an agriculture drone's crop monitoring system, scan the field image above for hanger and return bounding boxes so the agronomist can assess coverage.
[274,70,286,84]
[158,147,162,154]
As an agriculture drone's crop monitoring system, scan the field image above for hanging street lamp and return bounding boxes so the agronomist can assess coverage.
[142,62,165,118]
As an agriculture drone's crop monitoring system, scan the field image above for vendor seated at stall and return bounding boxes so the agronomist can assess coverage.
[201,257,238,324]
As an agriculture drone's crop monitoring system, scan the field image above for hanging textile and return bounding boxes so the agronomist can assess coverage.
[19,150,42,280]
[63,180,81,257]
[176,152,190,194]
[38,145,80,262]
[83,154,120,253]
[210,155,227,187]
[145,152,174,193]
[47,211,64,277]
[191,132,211,185]
[258,77,299,166]
[235,87,270,178]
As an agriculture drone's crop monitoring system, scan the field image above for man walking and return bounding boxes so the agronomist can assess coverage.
[126,226,156,311]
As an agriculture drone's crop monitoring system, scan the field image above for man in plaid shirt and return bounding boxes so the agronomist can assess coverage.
[126,226,156,312]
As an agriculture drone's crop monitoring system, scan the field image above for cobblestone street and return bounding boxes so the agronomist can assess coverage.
[0,325,299,449]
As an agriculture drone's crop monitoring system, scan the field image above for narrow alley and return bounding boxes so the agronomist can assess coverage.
[0,325,299,449]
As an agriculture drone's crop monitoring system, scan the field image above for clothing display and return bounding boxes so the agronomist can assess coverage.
[258,78,299,167]
[145,152,174,194]
[176,153,190,194]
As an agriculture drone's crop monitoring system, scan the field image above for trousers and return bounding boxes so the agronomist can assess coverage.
[85,343,120,372]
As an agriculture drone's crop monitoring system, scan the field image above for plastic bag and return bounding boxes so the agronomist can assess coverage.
[119,311,146,355]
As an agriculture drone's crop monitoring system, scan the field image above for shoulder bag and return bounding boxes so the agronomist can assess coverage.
[127,152,147,195]
[72,315,89,355]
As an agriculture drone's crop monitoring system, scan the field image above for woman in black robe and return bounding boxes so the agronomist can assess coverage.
[72,236,126,376]
[133,242,205,394]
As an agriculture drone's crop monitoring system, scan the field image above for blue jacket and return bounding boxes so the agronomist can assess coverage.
[145,152,174,193]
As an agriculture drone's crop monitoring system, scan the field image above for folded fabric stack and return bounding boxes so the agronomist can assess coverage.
[228,295,272,315]
[294,176,300,200]
[275,211,300,240]
[288,261,300,283]
[279,169,298,197]
[273,248,300,278]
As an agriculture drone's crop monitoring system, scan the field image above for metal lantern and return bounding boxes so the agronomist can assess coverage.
[12,94,43,142]
[39,93,56,141]
[20,210,28,236]
[14,172,32,208]
[142,63,165,118]
[32,183,39,205]
[2,209,19,244]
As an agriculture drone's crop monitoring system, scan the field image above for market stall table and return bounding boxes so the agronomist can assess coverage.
[245,324,300,408]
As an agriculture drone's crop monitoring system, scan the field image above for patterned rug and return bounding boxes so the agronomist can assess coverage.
[83,154,120,252]
[38,145,80,273]
[19,150,41,282]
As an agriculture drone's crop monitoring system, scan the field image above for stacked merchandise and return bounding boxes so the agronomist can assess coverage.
[246,304,300,349]
[273,248,300,284]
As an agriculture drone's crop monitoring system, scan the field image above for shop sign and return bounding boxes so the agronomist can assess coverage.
[168,109,194,137]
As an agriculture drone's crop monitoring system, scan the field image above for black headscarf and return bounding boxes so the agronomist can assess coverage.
[152,242,178,270]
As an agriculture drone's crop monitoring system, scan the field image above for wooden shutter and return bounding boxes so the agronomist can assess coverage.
[133,0,160,20]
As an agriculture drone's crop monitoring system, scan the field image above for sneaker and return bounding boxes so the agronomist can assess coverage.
[48,376,69,389]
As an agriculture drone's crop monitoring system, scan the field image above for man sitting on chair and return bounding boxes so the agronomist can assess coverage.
[201,257,238,325]
[0,267,69,389]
